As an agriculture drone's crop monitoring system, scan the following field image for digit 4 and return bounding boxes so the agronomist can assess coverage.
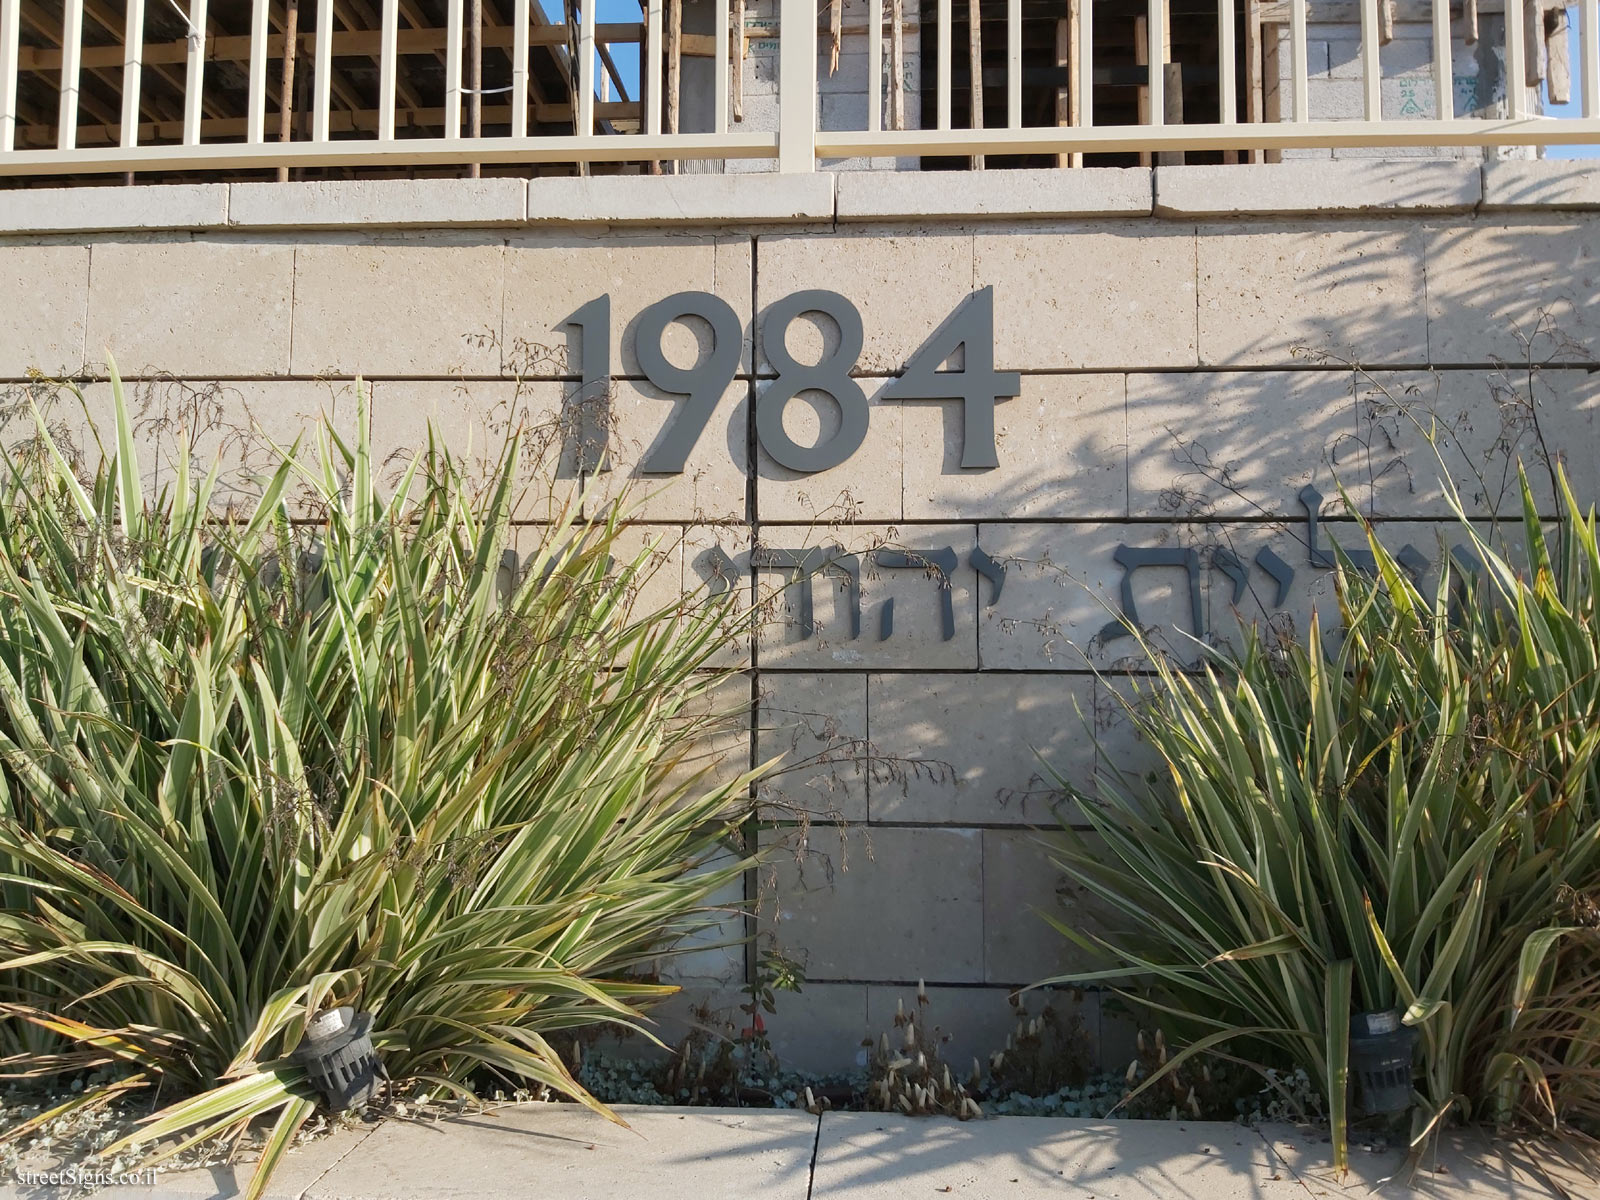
[881,286,1020,470]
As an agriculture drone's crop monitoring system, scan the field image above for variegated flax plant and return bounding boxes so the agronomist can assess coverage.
[1045,468,1600,1174]
[0,363,769,1198]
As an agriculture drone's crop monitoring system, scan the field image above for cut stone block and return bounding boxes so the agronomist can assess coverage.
[837,167,1153,221]
[975,223,1198,371]
[983,829,1114,987]
[369,379,580,522]
[1426,215,1600,366]
[1197,222,1428,366]
[1352,368,1600,518]
[757,672,870,822]
[503,234,753,377]
[584,378,750,523]
[903,373,1127,520]
[755,230,976,376]
[1155,161,1479,217]
[86,240,294,377]
[230,178,525,227]
[291,239,504,377]
[864,672,1096,826]
[977,521,1211,671]
[0,183,227,233]
[862,984,1100,1080]
[756,384,903,522]
[1127,370,1358,518]
[761,824,984,982]
[755,524,979,671]
[1482,160,1600,210]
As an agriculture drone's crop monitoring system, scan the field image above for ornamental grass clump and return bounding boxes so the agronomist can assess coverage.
[0,365,767,1196]
[1046,469,1600,1171]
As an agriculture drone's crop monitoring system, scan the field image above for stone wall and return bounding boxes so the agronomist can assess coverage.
[2,159,1598,1074]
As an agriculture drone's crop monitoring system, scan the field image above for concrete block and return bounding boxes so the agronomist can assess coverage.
[756,386,903,522]
[1126,370,1358,518]
[0,183,227,233]
[602,523,693,635]
[526,173,834,225]
[754,524,979,671]
[978,521,1213,671]
[864,673,1096,826]
[810,1113,1303,1199]
[974,223,1198,370]
[755,231,976,375]
[309,1104,816,1200]
[1197,221,1428,366]
[836,167,1152,221]
[1303,73,1444,121]
[291,239,504,377]
[1427,215,1600,365]
[1353,368,1600,518]
[1326,34,1437,79]
[862,984,1099,1078]
[228,178,525,228]
[983,829,1114,986]
[1155,160,1480,217]
[85,240,293,377]
[502,234,752,377]
[369,379,580,522]
[757,672,870,822]
[583,378,750,522]
[761,824,984,981]
[0,243,88,377]
[1089,672,1171,808]
[1482,159,1600,209]
[902,373,1127,520]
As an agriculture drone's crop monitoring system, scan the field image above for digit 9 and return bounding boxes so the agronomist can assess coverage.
[633,292,744,475]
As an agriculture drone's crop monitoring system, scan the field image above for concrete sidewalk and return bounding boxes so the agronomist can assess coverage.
[5,1105,1597,1199]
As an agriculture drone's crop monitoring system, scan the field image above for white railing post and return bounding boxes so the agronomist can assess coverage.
[1358,0,1380,119]
[1431,0,1453,118]
[715,0,730,133]
[646,0,662,134]
[579,0,596,136]
[868,0,883,132]
[1077,0,1093,126]
[778,0,816,171]
[512,0,529,136]
[381,0,400,140]
[184,0,209,146]
[1506,0,1528,117]
[0,0,20,153]
[122,0,146,148]
[1217,0,1236,122]
[247,0,269,142]
[1147,0,1164,125]
[1585,0,1600,117]
[447,0,464,137]
[937,0,952,128]
[314,0,333,140]
[1290,0,1309,120]
[60,0,85,150]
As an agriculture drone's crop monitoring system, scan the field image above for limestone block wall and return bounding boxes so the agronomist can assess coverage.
[1,160,1598,1075]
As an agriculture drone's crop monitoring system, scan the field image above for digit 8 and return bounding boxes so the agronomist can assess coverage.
[756,290,869,474]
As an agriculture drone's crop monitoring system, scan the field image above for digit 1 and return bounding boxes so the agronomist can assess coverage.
[563,295,611,473]
[881,286,1021,470]
[633,292,743,474]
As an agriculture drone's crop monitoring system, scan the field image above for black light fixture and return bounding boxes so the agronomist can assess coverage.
[1348,1010,1418,1115]
[293,1007,384,1113]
